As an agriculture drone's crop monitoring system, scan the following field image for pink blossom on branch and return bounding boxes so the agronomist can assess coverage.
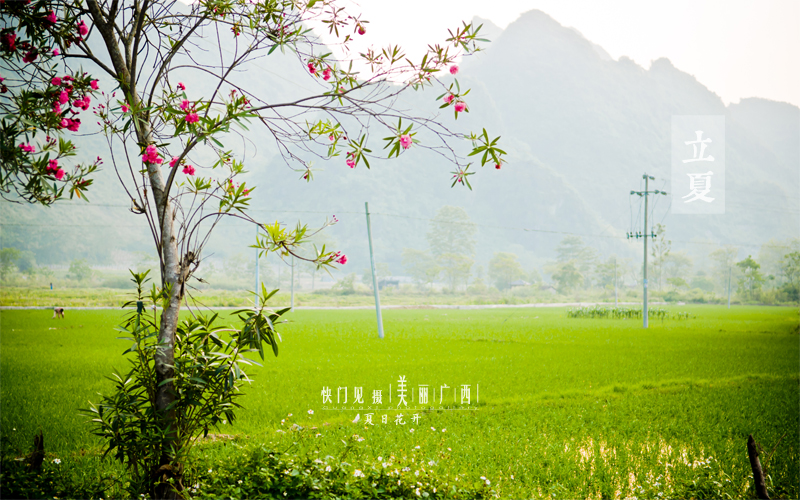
[322,67,332,81]
[51,77,62,86]
[444,94,454,104]
[121,103,130,113]
[45,11,57,25]
[55,168,65,180]
[185,112,199,123]
[142,145,163,164]
[47,159,59,171]
[454,101,466,113]
[58,90,69,104]
[179,100,190,111]
[449,65,459,75]
[346,158,355,168]
[177,82,185,91]
[90,80,99,90]
[169,156,179,168]
[52,48,59,56]
[399,134,412,149]
[182,165,196,175]
[77,20,89,36]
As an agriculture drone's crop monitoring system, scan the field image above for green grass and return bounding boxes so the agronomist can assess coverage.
[1,305,798,498]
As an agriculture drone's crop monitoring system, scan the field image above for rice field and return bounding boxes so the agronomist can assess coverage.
[0,305,798,498]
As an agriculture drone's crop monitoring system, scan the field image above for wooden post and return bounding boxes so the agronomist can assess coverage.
[747,434,770,499]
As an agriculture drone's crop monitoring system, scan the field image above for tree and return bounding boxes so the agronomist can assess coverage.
[488,251,524,290]
[554,236,597,288]
[552,262,582,294]
[781,251,800,287]
[650,223,671,290]
[736,255,764,300]
[2,2,506,495]
[426,206,476,290]
[67,257,92,281]
[709,245,738,292]
[401,248,439,290]
[663,251,692,285]
[0,247,21,280]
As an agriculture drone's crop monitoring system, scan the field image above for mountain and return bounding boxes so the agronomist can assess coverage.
[2,9,798,278]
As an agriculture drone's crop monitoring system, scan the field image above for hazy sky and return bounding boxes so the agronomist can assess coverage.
[336,0,800,107]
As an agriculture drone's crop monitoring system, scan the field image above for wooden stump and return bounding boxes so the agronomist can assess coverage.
[747,434,770,499]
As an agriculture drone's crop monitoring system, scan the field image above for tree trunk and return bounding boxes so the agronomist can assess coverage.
[87,2,186,495]
[747,434,770,500]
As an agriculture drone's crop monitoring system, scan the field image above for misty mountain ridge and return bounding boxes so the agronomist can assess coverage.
[2,9,797,277]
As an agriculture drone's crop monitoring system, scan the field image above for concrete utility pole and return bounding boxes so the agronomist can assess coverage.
[290,255,295,310]
[255,225,260,296]
[614,257,618,308]
[629,174,667,328]
[365,202,385,339]
[728,266,732,309]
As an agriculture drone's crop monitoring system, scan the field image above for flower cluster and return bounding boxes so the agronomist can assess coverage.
[332,251,347,265]
[46,158,65,180]
[346,151,356,168]
[19,143,35,153]
[399,134,413,149]
[141,145,163,165]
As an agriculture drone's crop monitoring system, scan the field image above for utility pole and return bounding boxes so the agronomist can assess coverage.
[255,225,260,296]
[365,202,385,339]
[614,257,618,308]
[290,255,295,310]
[628,174,667,328]
[727,266,732,309]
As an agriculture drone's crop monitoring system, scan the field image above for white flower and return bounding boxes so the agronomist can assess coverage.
[354,469,365,477]
[485,479,491,486]
[442,428,446,432]
[402,467,411,472]
[53,458,61,465]
[409,428,414,433]
[308,409,314,414]
[314,458,323,464]
[431,427,436,431]
[481,476,486,480]
[288,413,292,417]
[511,475,514,479]
[377,456,383,461]
[325,465,332,472]
[208,468,213,473]
[383,462,389,468]
[428,461,435,466]
[415,488,421,496]
[415,470,420,476]
[238,480,243,484]
[357,437,365,442]
[415,445,420,449]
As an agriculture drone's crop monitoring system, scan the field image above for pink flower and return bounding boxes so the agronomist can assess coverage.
[66,119,80,132]
[52,48,59,56]
[2,33,17,52]
[60,118,69,128]
[58,90,69,104]
[48,159,59,171]
[185,112,199,123]
[77,20,89,37]
[495,163,501,169]
[19,143,35,153]
[182,165,196,175]
[454,101,466,113]
[62,75,72,82]
[45,10,57,24]
[23,50,38,63]
[51,77,62,86]
[121,103,130,113]
[444,94,454,104]
[0,76,4,83]
[177,82,185,90]
[307,62,316,75]
[180,100,190,111]
[322,67,332,81]
[329,135,334,141]
[346,158,355,168]
[357,25,366,35]
[169,156,179,168]
[449,65,459,75]
[399,134,412,149]
[142,144,163,164]
[90,79,98,90]
[336,254,347,265]
[55,168,65,180]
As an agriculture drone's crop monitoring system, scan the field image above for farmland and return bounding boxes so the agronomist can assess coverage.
[0,305,798,498]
